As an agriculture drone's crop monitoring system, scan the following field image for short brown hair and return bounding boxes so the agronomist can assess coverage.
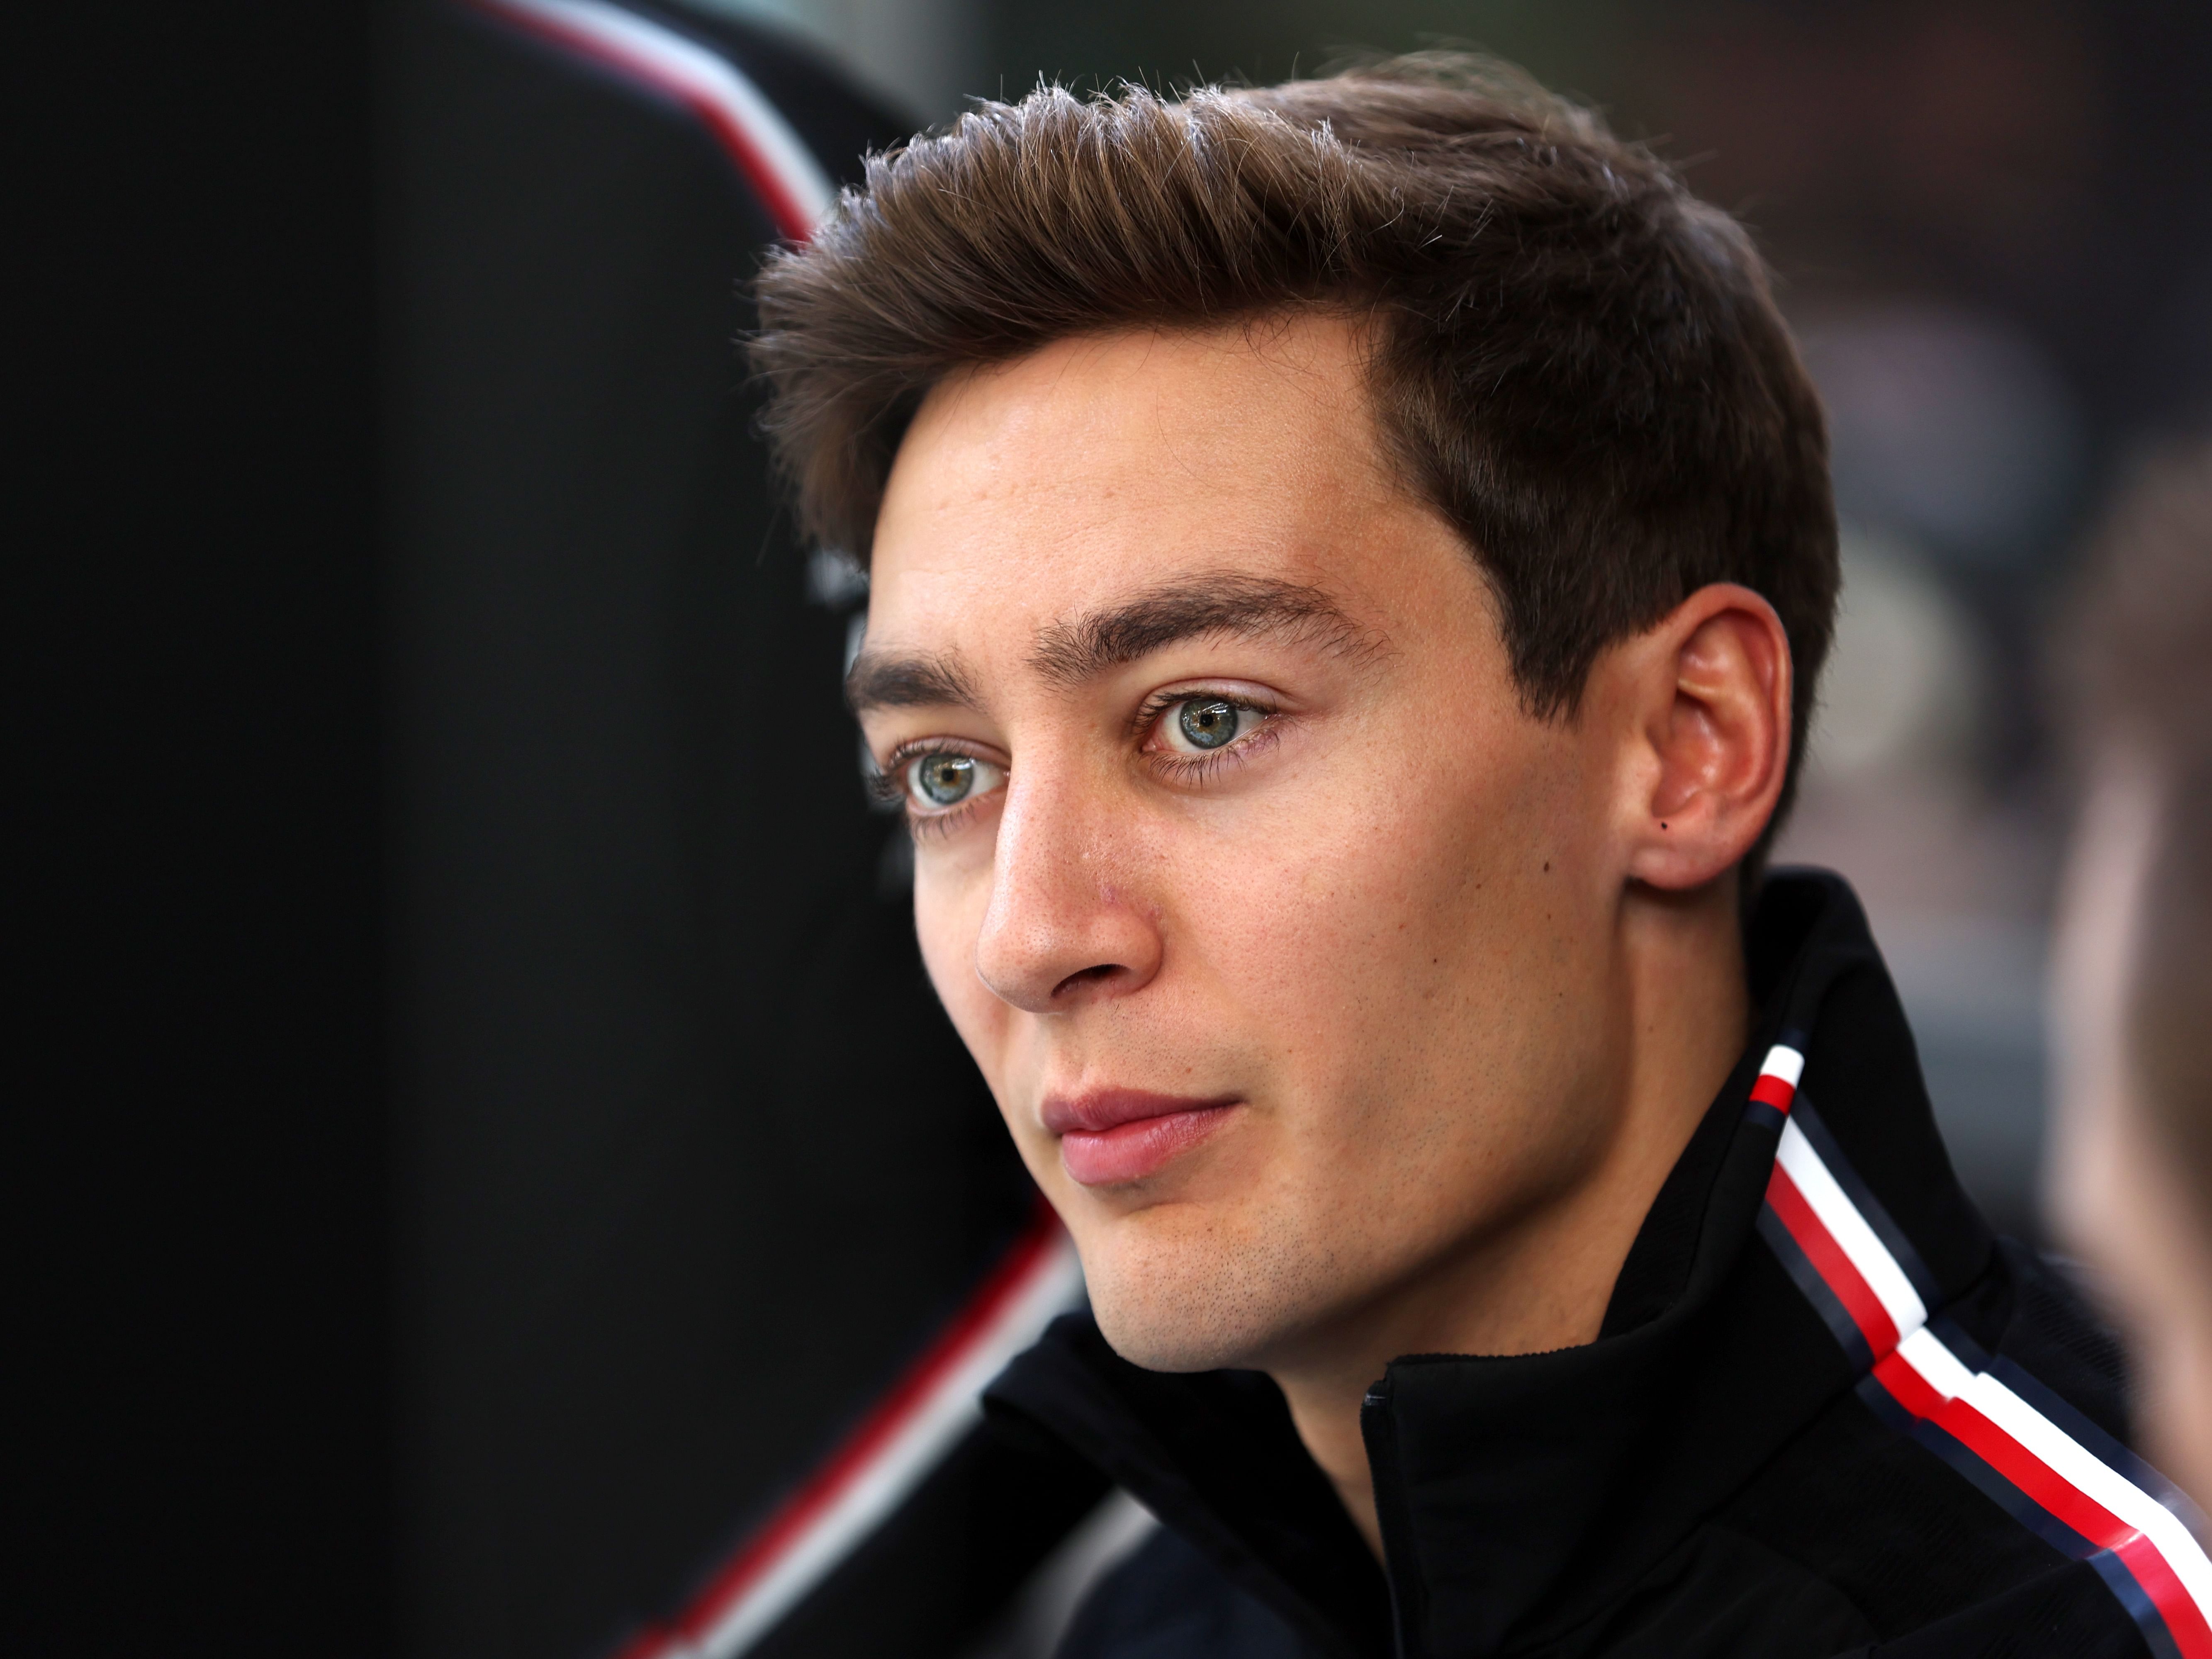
[2073,437,2212,1226]
[752,57,1838,849]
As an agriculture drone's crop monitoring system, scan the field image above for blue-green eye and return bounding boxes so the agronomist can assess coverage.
[905,752,1003,811]
[1170,698,1253,753]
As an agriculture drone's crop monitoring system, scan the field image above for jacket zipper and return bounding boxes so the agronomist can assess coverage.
[1362,1373,1425,1659]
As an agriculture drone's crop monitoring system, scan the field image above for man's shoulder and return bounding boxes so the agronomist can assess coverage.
[1697,1239,2151,1657]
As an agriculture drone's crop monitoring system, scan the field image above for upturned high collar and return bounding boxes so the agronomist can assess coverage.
[983,870,1997,1659]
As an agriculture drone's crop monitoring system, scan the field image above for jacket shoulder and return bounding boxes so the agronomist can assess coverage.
[1711,1243,2153,1655]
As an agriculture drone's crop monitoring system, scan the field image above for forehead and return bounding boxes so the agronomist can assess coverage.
[867,317,1419,653]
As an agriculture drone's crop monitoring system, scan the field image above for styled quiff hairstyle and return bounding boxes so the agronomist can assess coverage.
[753,57,1838,843]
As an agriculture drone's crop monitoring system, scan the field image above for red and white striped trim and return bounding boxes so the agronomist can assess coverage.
[1746,1041,1803,1119]
[1771,1110,1927,1356]
[1875,1330,2212,1650]
[622,1209,1085,1659]
[470,0,837,239]
[1755,1043,2212,1656]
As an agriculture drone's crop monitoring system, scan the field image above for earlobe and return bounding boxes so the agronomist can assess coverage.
[1623,584,1792,892]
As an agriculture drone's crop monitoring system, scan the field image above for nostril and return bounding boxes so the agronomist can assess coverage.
[1050,962,1124,1000]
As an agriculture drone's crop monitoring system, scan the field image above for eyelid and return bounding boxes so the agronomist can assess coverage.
[1141,681,1283,734]
[876,737,1009,832]
[1134,684,1280,739]
[879,733,1005,774]
[1135,688,1289,787]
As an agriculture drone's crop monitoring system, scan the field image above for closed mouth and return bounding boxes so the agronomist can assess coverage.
[1043,1089,1241,1185]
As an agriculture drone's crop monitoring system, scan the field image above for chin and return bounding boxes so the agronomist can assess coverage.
[1075,1212,1312,1375]
[1090,1284,1267,1374]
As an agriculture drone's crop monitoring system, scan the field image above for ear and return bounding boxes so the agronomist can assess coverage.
[1607,583,1793,891]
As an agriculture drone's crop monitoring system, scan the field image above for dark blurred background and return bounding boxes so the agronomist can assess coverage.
[19,2,2212,1657]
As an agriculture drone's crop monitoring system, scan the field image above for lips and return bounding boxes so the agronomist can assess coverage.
[1042,1089,1240,1186]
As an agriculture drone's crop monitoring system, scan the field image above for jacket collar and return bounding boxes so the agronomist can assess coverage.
[984,870,1995,1659]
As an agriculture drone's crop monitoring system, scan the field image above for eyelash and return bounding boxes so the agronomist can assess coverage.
[874,690,1282,837]
[872,739,1003,842]
[1131,688,1282,783]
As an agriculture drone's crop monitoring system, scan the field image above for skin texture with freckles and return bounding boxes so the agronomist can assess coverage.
[854,316,1792,1549]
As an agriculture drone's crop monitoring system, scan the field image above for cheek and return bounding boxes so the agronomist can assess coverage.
[1189,720,1602,1180]
[912,854,1002,1056]
[1218,724,1576,997]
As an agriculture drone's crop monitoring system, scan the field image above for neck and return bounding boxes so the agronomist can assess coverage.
[1270,879,1752,1556]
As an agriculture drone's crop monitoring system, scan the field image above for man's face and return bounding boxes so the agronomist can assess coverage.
[856,318,1634,1373]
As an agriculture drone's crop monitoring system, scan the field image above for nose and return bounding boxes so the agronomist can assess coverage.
[972,769,1164,1014]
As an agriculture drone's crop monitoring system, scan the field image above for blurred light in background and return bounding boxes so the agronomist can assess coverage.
[1808,307,2085,572]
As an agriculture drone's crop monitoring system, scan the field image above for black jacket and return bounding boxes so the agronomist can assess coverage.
[981,870,2212,1659]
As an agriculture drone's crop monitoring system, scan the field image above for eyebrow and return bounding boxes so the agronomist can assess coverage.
[845,572,1376,715]
[1029,573,1375,688]
[845,650,980,715]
